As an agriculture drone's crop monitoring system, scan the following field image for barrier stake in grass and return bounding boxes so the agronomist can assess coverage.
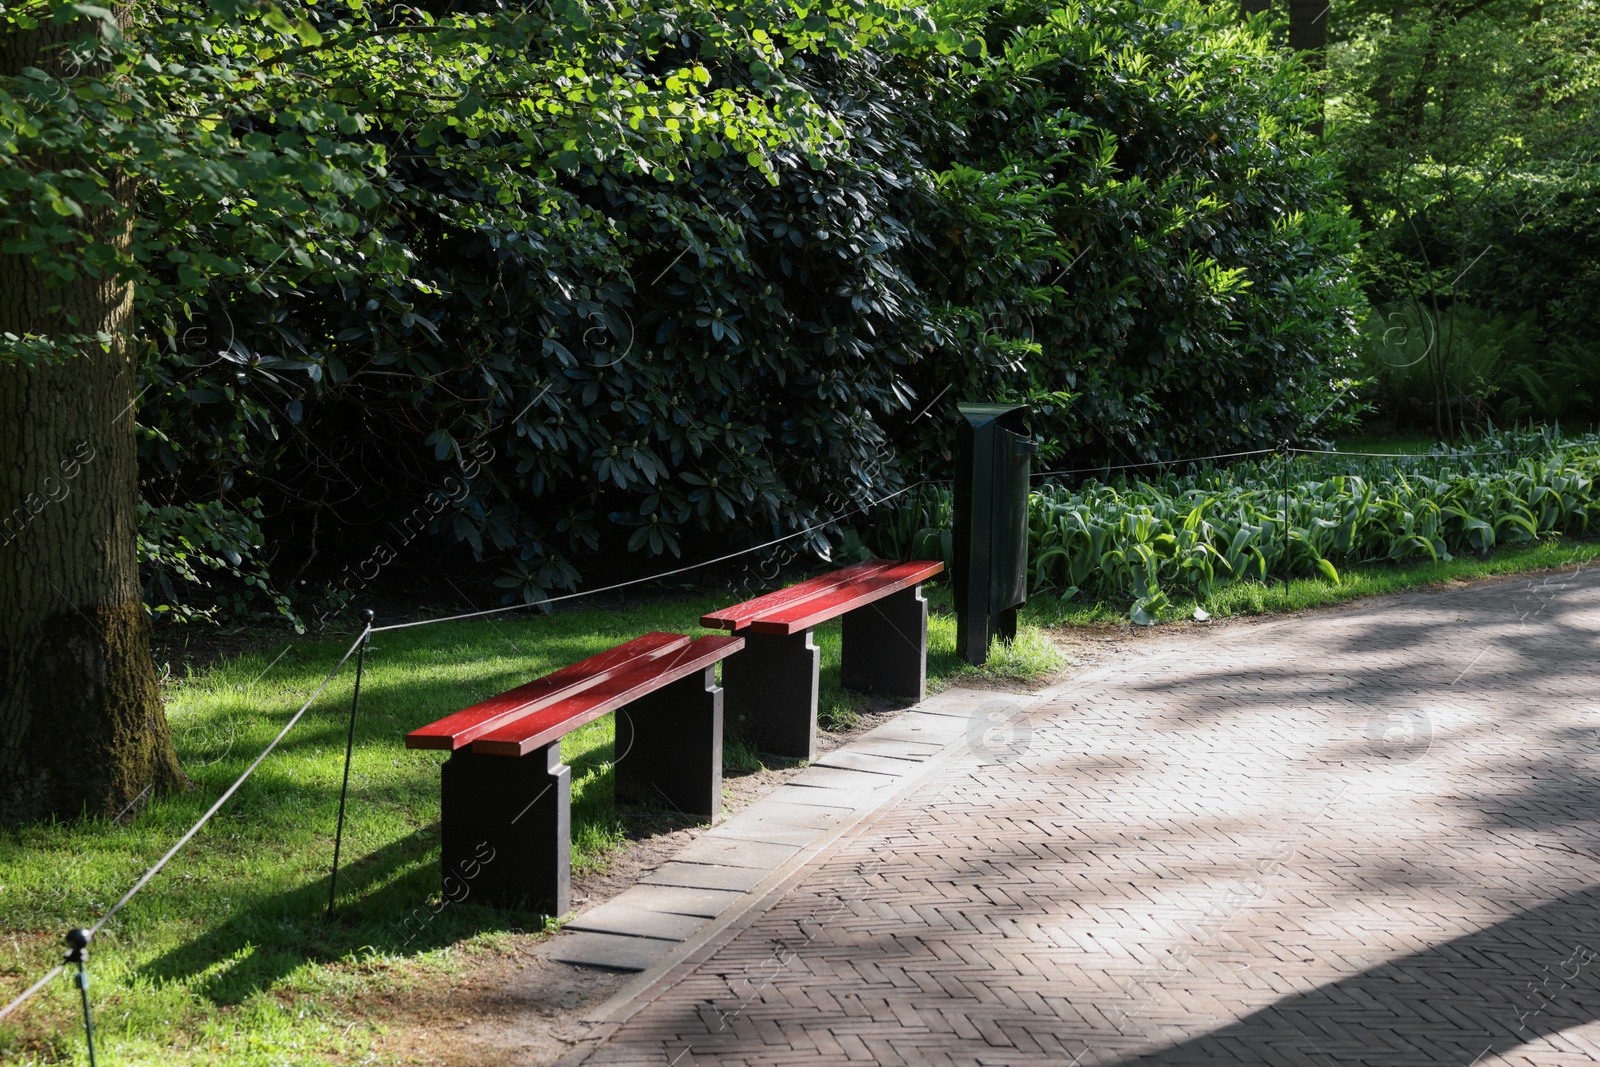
[64,929,96,1067]
[327,609,375,920]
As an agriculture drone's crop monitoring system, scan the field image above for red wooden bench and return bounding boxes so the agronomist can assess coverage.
[406,631,743,914]
[701,558,945,760]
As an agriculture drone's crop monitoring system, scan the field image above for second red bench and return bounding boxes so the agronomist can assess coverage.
[701,557,945,760]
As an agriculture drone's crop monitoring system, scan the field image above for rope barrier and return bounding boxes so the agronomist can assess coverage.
[369,479,929,634]
[0,965,65,1023]
[1028,447,1277,481]
[1286,446,1535,460]
[87,632,367,940]
[0,629,369,1025]
[1024,442,1557,485]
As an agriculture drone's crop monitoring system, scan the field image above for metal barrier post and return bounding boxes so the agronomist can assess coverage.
[64,929,96,1067]
[327,609,375,919]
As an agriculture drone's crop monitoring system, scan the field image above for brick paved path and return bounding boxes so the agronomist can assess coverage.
[584,569,1600,1066]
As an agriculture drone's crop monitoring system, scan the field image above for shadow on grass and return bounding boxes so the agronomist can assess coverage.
[135,820,520,1005]
[138,718,773,1007]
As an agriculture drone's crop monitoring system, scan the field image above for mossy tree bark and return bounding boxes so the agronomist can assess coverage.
[0,12,185,823]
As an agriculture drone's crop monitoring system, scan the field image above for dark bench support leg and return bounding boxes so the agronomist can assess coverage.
[614,666,723,819]
[841,584,929,701]
[722,629,819,761]
[440,742,570,915]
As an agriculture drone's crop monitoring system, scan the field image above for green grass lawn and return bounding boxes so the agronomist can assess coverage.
[0,588,1059,1066]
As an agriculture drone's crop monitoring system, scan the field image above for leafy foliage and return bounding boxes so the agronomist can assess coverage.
[1,0,1366,619]
[137,498,291,624]
[899,0,1367,469]
[1355,301,1600,428]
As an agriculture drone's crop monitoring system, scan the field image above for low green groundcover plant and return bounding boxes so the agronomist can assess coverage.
[872,427,1600,622]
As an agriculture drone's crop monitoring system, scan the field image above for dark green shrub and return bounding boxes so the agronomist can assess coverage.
[897,0,1366,469]
[119,0,1365,616]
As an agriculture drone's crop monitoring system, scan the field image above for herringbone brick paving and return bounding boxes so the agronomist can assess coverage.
[586,569,1600,1065]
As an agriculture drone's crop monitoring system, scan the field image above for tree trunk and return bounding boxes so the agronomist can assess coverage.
[1287,0,1330,53]
[1242,0,1272,18]
[1289,0,1329,136]
[0,15,185,824]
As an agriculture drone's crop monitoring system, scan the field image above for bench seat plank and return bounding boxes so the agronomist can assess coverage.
[470,634,745,757]
[700,559,900,632]
[746,560,946,636]
[406,631,690,751]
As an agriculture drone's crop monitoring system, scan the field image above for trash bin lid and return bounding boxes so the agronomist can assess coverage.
[956,402,1030,430]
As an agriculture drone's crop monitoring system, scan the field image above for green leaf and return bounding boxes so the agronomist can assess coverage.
[261,4,294,35]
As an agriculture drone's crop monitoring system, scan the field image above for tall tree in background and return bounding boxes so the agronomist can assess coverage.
[1240,0,1329,134]
[1289,0,1329,134]
[1288,0,1330,54]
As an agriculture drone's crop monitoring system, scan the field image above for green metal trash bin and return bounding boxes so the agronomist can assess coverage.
[952,402,1036,665]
